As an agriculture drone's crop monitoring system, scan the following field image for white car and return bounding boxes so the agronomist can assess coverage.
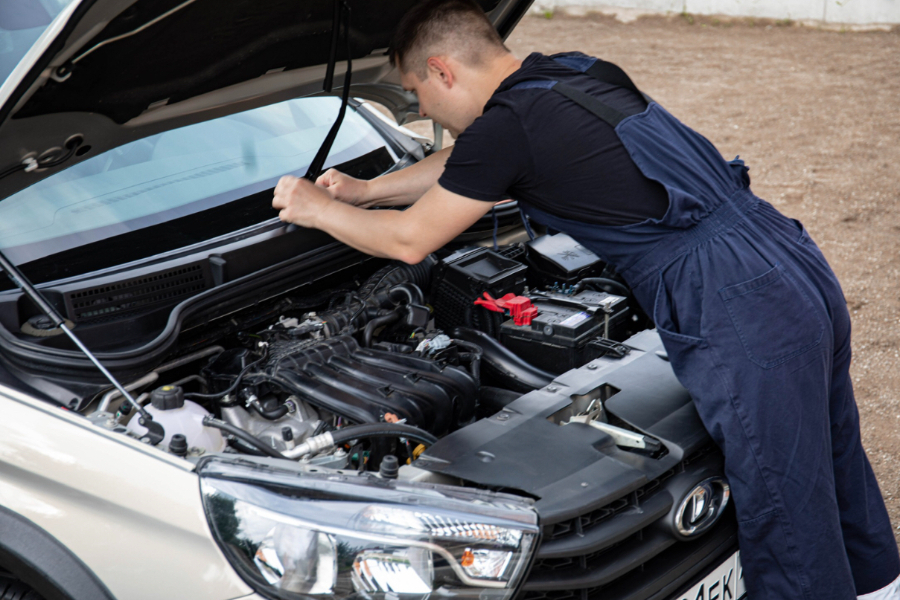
[0,2,742,600]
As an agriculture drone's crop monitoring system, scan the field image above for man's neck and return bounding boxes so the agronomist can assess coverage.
[476,53,523,106]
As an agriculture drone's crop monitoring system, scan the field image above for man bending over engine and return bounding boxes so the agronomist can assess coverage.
[272,1,900,597]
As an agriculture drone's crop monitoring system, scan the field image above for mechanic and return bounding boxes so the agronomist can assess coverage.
[272,1,900,598]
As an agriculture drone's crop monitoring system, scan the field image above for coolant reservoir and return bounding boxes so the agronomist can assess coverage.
[126,385,226,454]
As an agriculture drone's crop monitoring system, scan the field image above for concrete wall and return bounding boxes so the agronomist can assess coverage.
[531,0,900,25]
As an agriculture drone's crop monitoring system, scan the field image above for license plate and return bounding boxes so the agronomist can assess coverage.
[675,550,746,600]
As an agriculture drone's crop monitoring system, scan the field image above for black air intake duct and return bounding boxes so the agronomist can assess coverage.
[317,256,437,336]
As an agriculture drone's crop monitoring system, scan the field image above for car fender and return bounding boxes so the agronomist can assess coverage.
[0,384,253,600]
[0,504,115,600]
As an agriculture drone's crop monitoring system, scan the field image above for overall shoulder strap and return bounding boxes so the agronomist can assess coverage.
[584,59,642,97]
[552,83,629,128]
[552,54,642,96]
[508,55,643,128]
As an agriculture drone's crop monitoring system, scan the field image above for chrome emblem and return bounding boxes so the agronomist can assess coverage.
[675,478,730,537]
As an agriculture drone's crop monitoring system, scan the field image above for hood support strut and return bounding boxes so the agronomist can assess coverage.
[0,251,165,445]
[305,0,352,183]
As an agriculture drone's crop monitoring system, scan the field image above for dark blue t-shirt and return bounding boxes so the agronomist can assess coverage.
[438,52,669,226]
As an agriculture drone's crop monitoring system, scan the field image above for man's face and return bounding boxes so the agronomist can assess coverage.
[400,63,473,139]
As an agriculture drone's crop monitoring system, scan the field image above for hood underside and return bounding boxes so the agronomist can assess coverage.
[0,0,531,199]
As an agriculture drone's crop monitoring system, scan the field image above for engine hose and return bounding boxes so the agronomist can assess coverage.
[388,283,424,306]
[285,423,439,459]
[453,339,483,384]
[363,311,402,347]
[248,400,290,420]
[451,327,554,393]
[186,351,268,401]
[319,256,436,335]
[331,423,438,447]
[574,277,630,298]
[202,416,286,459]
[358,256,436,299]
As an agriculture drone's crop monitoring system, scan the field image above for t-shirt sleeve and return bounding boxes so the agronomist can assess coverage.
[438,106,531,203]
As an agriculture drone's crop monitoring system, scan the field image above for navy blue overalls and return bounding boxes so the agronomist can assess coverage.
[509,55,900,598]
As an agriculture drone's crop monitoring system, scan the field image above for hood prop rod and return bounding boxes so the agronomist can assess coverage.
[0,251,165,446]
[305,0,352,183]
[284,0,352,234]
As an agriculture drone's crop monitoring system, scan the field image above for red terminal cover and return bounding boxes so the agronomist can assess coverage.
[473,292,538,326]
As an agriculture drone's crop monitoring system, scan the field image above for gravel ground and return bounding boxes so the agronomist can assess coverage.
[411,13,900,542]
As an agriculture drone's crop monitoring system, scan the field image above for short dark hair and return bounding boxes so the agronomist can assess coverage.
[390,0,508,79]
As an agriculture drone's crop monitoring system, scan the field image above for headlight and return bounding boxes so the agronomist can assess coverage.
[200,458,539,600]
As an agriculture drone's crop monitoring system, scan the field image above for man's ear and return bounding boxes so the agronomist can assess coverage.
[425,56,454,88]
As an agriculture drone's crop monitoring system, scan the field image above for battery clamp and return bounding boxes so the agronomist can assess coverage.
[473,292,539,326]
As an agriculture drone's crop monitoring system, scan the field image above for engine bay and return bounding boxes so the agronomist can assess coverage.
[82,232,672,485]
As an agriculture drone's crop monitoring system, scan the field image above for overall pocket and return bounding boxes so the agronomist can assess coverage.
[791,218,811,245]
[653,271,706,345]
[719,264,823,369]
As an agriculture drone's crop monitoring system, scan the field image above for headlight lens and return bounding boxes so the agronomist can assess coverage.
[200,461,539,600]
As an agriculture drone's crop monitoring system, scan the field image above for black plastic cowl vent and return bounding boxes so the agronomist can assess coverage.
[63,264,210,324]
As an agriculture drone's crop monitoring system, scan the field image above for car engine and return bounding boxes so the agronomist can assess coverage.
[104,233,651,473]
[72,232,734,600]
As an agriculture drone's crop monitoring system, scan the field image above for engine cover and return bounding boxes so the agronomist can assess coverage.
[265,335,477,434]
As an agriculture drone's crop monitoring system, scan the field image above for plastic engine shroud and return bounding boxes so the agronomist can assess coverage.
[264,335,477,435]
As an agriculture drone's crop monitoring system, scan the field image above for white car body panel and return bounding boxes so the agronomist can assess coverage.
[0,383,252,600]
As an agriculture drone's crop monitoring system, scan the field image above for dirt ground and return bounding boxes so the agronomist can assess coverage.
[411,13,900,542]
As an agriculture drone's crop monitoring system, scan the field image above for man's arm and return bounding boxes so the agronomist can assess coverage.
[273,175,493,264]
[316,146,453,208]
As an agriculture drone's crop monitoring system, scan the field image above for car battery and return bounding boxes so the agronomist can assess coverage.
[433,247,528,332]
[526,233,603,287]
[500,290,629,374]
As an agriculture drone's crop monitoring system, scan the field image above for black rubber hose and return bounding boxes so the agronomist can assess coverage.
[575,277,630,298]
[453,339,483,384]
[202,416,286,459]
[363,311,401,347]
[320,257,436,335]
[330,423,438,447]
[248,400,290,420]
[452,327,554,392]
[187,351,267,400]
[388,283,425,306]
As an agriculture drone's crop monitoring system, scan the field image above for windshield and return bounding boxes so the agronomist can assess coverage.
[0,0,77,87]
[0,97,396,267]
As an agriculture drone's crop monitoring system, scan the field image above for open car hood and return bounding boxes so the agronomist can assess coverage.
[0,0,532,200]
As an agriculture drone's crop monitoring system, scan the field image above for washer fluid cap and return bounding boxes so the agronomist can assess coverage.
[151,385,185,410]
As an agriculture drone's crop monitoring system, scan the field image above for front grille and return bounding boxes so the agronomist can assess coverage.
[519,445,734,600]
[64,263,211,324]
[542,444,716,543]
[520,522,737,600]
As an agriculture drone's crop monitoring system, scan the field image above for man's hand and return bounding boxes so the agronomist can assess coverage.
[315,169,372,207]
[274,177,493,264]
[272,175,335,228]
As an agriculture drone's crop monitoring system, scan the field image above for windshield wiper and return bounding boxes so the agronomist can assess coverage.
[0,250,165,445]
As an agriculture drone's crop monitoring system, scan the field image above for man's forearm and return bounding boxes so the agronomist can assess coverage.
[313,201,425,262]
[309,180,494,265]
[273,171,493,265]
[364,146,453,206]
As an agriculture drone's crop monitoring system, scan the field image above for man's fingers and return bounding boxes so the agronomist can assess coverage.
[275,174,298,195]
[271,174,334,229]
[315,169,334,187]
